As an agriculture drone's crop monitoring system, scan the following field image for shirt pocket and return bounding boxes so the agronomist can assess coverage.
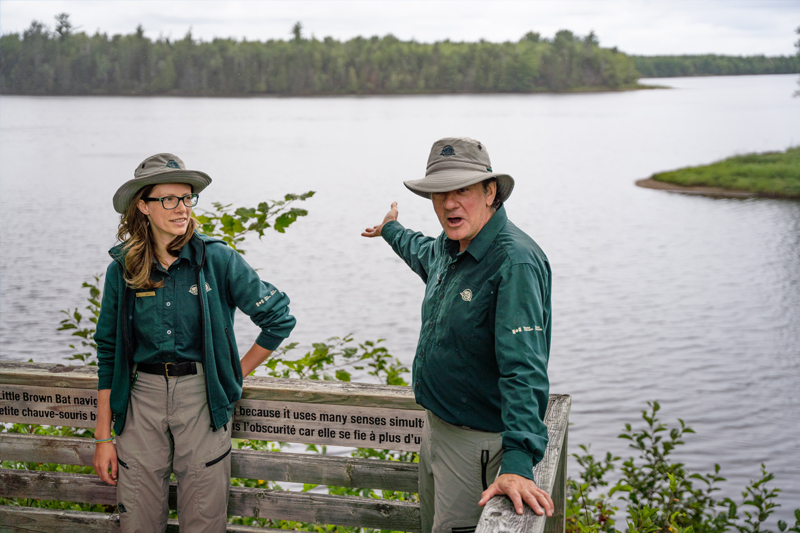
[132,291,161,351]
[445,280,491,339]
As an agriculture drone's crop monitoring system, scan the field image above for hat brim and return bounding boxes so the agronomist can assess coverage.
[113,169,212,213]
[403,170,514,204]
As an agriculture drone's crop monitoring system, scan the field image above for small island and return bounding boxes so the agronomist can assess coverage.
[636,147,800,199]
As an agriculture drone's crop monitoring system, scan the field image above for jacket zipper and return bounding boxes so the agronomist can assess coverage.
[197,241,216,431]
[225,328,240,381]
[481,449,490,491]
[119,274,134,433]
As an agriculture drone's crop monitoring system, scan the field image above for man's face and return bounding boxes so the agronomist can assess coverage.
[431,181,496,252]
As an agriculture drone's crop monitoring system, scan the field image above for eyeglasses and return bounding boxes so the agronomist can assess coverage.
[143,194,199,210]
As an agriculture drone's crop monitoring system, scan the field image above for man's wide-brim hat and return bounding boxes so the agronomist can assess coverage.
[403,137,514,204]
[113,153,212,214]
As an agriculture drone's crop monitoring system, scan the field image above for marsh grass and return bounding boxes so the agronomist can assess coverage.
[652,147,800,198]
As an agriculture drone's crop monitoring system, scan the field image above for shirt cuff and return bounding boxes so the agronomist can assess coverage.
[381,220,402,243]
[499,449,535,482]
[256,331,285,351]
[97,372,113,391]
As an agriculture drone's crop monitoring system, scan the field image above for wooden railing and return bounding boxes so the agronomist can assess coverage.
[0,361,570,532]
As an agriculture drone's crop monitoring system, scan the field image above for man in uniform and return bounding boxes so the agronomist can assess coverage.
[362,137,554,532]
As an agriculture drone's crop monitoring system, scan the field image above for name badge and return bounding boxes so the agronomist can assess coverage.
[136,291,156,298]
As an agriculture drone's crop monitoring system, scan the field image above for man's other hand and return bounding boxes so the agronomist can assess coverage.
[361,202,399,238]
[478,473,554,517]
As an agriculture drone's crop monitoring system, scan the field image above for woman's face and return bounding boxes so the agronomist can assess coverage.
[137,183,193,242]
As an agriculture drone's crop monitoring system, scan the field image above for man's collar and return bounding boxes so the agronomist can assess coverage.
[445,206,508,262]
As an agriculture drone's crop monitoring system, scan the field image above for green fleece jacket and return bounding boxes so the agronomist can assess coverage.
[95,232,296,435]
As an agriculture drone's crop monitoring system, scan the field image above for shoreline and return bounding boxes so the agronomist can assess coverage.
[635,178,786,199]
[0,83,666,99]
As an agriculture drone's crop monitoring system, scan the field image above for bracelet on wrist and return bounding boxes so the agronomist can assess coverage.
[94,437,114,444]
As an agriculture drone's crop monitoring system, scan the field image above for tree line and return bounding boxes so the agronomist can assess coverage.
[2,15,797,96]
[1,15,640,95]
[633,54,798,78]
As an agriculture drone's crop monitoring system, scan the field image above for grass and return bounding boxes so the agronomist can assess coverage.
[651,147,800,198]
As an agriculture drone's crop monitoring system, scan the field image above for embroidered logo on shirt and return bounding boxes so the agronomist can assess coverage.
[189,283,212,295]
[255,289,278,307]
[460,289,472,302]
[512,325,543,334]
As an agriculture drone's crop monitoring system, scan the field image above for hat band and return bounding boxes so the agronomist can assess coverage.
[426,160,490,176]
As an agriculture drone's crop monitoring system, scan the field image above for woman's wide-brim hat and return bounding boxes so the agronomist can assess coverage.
[403,137,514,204]
[113,153,212,214]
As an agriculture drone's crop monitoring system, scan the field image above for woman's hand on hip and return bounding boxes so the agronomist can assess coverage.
[93,441,118,485]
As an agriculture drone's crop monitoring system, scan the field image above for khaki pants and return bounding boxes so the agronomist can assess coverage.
[116,364,232,533]
[419,410,503,533]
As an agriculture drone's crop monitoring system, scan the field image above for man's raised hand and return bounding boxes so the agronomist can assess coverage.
[361,202,399,238]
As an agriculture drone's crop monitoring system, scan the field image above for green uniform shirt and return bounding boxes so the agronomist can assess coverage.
[132,239,203,364]
[382,206,551,480]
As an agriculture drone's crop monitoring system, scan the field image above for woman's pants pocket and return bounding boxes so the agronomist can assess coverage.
[193,443,232,520]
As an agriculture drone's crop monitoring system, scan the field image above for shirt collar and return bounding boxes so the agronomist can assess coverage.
[153,233,202,270]
[462,206,507,263]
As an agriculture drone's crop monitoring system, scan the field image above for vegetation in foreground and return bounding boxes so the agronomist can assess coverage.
[2,191,800,531]
[651,148,800,198]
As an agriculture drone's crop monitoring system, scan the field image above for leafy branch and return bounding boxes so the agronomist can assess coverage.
[194,191,315,253]
[57,274,103,365]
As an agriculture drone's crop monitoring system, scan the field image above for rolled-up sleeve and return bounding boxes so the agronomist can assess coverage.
[495,262,551,481]
[95,262,121,390]
[225,251,296,351]
[381,220,436,283]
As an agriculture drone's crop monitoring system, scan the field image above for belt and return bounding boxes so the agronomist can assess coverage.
[137,361,198,378]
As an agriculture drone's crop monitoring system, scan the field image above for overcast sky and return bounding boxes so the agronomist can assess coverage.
[1,0,798,56]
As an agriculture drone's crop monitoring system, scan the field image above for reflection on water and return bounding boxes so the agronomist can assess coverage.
[1,74,799,518]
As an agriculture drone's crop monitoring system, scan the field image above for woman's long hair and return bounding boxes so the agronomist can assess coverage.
[117,185,198,290]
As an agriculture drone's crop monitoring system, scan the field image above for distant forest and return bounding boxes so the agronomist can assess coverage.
[633,54,798,78]
[1,15,797,96]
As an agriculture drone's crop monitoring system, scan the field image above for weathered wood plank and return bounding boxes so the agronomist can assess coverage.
[0,362,422,410]
[0,470,421,532]
[0,362,98,390]
[0,434,419,492]
[475,394,571,533]
[0,507,120,533]
[227,486,420,532]
[0,507,292,532]
[232,447,419,492]
[544,427,568,533]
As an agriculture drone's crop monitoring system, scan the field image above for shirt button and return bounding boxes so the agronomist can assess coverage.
[450,265,455,270]
[419,351,424,359]
[166,302,171,307]
[167,330,172,335]
[439,294,444,300]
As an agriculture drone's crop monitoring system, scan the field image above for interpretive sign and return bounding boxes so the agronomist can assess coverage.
[234,399,424,451]
[0,385,98,427]
[0,384,424,451]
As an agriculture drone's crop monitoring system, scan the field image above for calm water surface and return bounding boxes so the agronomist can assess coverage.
[2,74,799,515]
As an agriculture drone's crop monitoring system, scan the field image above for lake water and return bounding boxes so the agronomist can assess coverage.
[1,74,799,517]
